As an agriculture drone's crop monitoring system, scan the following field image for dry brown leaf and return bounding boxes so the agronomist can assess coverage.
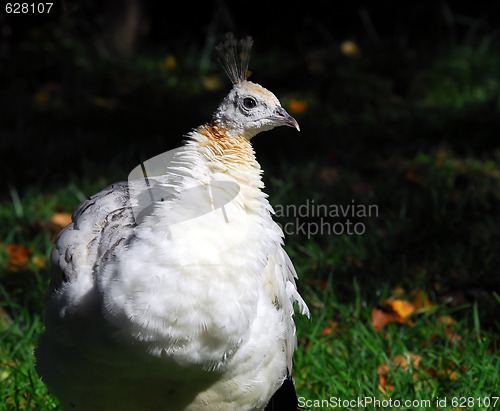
[384,299,415,320]
[412,289,433,310]
[377,362,393,394]
[372,299,415,332]
[320,320,338,337]
[437,315,455,327]
[392,353,422,370]
[377,352,422,394]
[288,99,308,115]
[377,361,390,375]
[371,306,398,332]
[425,362,465,381]
[46,212,73,240]
[4,244,33,271]
[422,315,462,347]
[51,212,72,228]
[443,327,462,344]
[436,315,462,343]
[31,255,47,269]
[377,373,394,394]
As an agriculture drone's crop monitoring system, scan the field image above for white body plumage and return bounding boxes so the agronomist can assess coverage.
[36,37,309,410]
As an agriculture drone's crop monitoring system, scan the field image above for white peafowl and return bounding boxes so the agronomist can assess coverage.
[36,33,309,411]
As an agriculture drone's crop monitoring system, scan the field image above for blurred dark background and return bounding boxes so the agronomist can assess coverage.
[2,0,499,192]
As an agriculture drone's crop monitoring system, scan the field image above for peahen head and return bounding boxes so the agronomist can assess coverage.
[213,34,299,139]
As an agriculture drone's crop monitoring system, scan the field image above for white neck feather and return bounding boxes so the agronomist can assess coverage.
[182,123,269,213]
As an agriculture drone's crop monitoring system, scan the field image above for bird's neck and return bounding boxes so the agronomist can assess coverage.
[181,122,267,215]
[193,122,263,186]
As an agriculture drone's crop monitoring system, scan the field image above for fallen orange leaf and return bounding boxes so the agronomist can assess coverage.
[320,320,338,337]
[372,299,415,332]
[377,373,394,394]
[377,361,394,394]
[425,362,465,381]
[437,315,455,326]
[391,353,422,370]
[288,99,308,115]
[4,244,33,271]
[443,327,462,343]
[377,352,422,394]
[51,212,72,228]
[371,306,398,332]
[31,255,46,269]
[437,315,462,344]
[384,299,415,320]
[412,289,433,310]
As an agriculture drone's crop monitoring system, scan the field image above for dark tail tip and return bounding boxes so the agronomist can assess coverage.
[265,374,306,411]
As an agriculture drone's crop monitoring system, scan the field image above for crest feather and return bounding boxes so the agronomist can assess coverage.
[216,33,253,84]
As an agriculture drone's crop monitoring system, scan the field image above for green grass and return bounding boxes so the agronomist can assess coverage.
[293,280,500,410]
[269,150,500,409]
[2,10,500,410]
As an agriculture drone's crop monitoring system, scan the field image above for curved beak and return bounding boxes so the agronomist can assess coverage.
[270,106,300,131]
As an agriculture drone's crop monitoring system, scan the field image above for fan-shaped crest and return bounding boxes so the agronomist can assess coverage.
[216,33,253,84]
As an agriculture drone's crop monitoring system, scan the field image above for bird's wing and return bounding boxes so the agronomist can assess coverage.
[262,241,309,372]
[49,181,136,302]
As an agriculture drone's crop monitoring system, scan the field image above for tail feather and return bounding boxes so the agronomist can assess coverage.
[265,374,304,411]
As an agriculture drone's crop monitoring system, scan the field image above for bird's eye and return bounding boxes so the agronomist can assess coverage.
[243,97,257,110]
